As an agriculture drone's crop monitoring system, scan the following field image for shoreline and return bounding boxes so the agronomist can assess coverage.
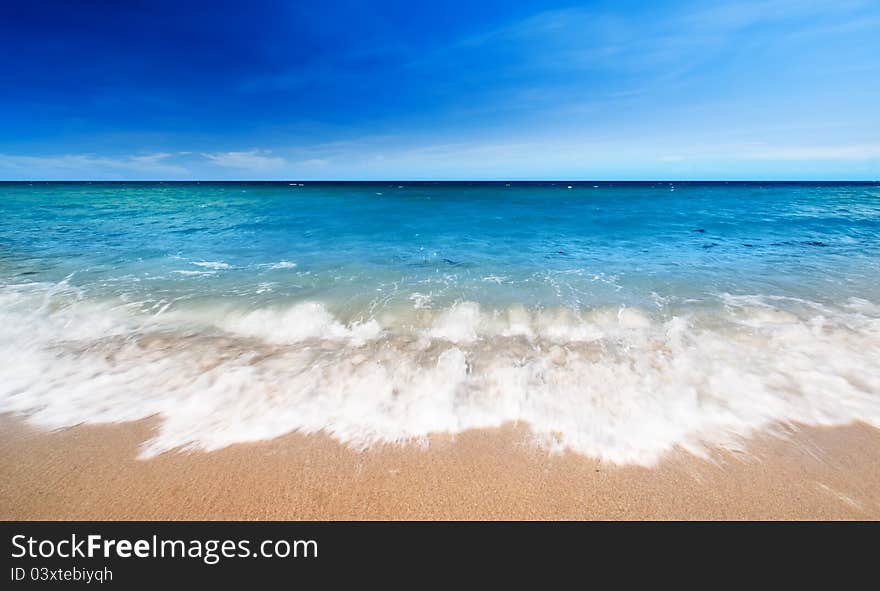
[1,415,879,520]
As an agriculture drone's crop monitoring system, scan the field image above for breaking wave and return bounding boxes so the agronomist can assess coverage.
[1,281,879,465]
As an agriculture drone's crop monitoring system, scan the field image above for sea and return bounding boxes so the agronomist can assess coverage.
[1,181,878,464]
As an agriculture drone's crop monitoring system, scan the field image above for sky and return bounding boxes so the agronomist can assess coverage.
[1,0,879,180]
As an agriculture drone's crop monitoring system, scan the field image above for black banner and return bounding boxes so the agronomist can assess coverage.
[1,521,874,586]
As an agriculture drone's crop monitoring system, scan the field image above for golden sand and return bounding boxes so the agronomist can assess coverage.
[1,415,878,520]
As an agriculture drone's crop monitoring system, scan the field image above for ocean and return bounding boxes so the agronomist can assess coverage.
[1,181,879,465]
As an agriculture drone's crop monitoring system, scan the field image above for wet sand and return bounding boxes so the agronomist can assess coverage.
[1,415,878,520]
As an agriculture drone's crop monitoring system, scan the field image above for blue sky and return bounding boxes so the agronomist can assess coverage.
[1,0,878,180]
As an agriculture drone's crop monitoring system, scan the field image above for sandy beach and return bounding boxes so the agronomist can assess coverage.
[1,415,878,520]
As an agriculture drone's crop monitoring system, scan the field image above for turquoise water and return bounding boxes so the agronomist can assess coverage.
[2,182,879,464]
[2,182,879,313]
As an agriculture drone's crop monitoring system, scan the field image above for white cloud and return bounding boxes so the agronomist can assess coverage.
[201,149,286,170]
[0,152,188,178]
[267,131,880,180]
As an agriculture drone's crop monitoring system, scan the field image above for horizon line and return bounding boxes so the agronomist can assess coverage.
[2,179,879,184]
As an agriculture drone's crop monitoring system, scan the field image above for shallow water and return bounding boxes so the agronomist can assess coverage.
[1,181,879,464]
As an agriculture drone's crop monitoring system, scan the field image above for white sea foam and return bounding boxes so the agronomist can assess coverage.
[172,270,215,276]
[192,261,231,270]
[218,301,382,346]
[1,281,879,465]
[267,261,297,269]
[427,301,482,344]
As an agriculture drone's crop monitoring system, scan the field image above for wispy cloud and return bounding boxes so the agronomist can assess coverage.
[657,142,880,164]
[263,130,880,180]
[680,0,871,30]
[438,0,875,95]
[0,152,189,178]
[735,143,880,161]
[201,149,286,170]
